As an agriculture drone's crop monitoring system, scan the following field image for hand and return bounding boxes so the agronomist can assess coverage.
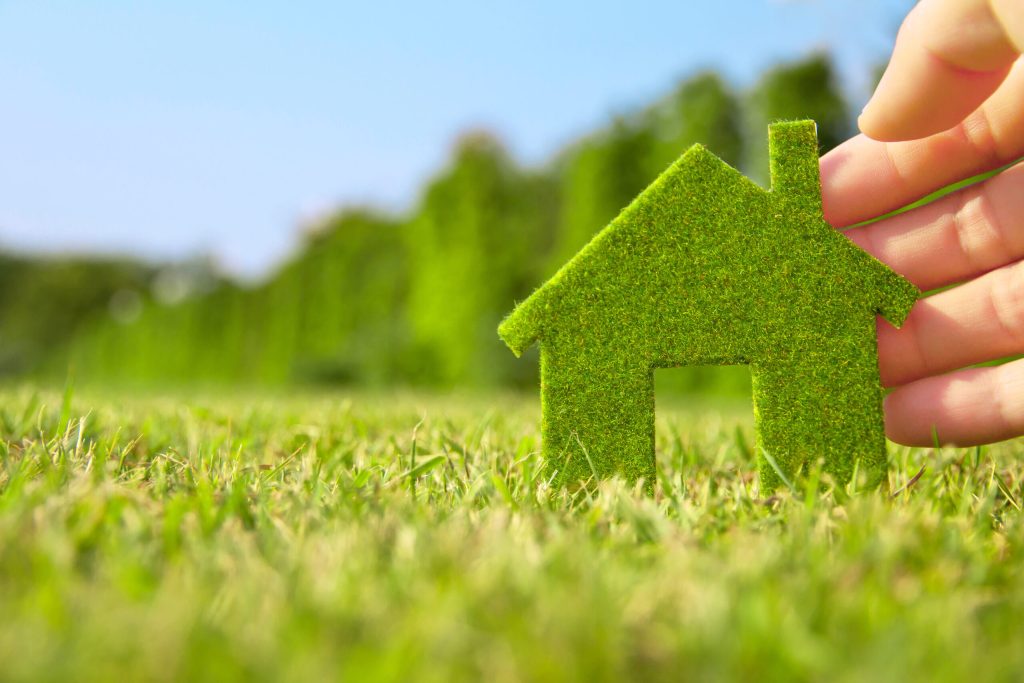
[820,0,1024,447]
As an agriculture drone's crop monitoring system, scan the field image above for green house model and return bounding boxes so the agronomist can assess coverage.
[499,120,919,490]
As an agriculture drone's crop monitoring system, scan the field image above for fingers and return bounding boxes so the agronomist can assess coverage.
[844,161,1024,292]
[821,58,1024,228]
[878,259,1024,386]
[884,358,1024,446]
[859,0,1020,141]
[992,0,1024,52]
[855,0,1024,448]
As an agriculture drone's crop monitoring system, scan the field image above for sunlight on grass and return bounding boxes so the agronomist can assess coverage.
[0,385,1022,681]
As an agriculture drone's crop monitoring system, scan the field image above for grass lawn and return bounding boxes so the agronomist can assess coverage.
[1,384,1023,681]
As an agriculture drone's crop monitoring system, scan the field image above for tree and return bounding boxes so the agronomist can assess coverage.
[404,132,546,387]
[292,209,408,385]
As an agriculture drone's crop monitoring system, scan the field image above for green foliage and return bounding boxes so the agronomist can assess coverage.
[16,55,861,396]
[500,122,919,490]
[2,386,1024,681]
[67,210,407,386]
[292,210,409,384]
[404,133,550,387]
[0,254,156,375]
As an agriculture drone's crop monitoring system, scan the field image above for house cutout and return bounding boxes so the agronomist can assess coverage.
[499,120,919,490]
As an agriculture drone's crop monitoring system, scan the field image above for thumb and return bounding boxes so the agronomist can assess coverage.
[859,0,1021,142]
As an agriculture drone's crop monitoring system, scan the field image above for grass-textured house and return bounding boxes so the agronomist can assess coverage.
[499,121,919,490]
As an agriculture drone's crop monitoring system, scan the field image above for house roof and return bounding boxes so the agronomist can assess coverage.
[499,120,918,358]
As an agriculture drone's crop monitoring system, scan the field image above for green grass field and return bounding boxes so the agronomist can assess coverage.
[2,384,1024,682]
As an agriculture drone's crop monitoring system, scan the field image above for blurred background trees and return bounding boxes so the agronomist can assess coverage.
[5,54,852,395]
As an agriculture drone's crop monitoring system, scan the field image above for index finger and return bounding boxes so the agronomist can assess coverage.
[821,58,1024,228]
[859,0,1021,142]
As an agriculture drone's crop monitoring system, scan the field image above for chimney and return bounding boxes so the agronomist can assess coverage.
[768,120,822,211]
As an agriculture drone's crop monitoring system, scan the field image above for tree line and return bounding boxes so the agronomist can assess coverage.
[47,54,851,392]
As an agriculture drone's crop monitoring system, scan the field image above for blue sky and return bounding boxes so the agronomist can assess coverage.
[0,1,910,278]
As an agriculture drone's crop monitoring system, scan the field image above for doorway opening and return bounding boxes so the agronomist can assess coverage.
[654,364,755,467]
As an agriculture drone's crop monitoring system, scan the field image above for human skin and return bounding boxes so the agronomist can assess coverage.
[820,0,1024,446]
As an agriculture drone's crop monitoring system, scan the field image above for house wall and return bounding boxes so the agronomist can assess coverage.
[752,312,889,490]
[539,341,657,487]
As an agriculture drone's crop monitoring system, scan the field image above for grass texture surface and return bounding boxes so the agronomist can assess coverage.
[2,386,1024,681]
[500,121,919,490]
